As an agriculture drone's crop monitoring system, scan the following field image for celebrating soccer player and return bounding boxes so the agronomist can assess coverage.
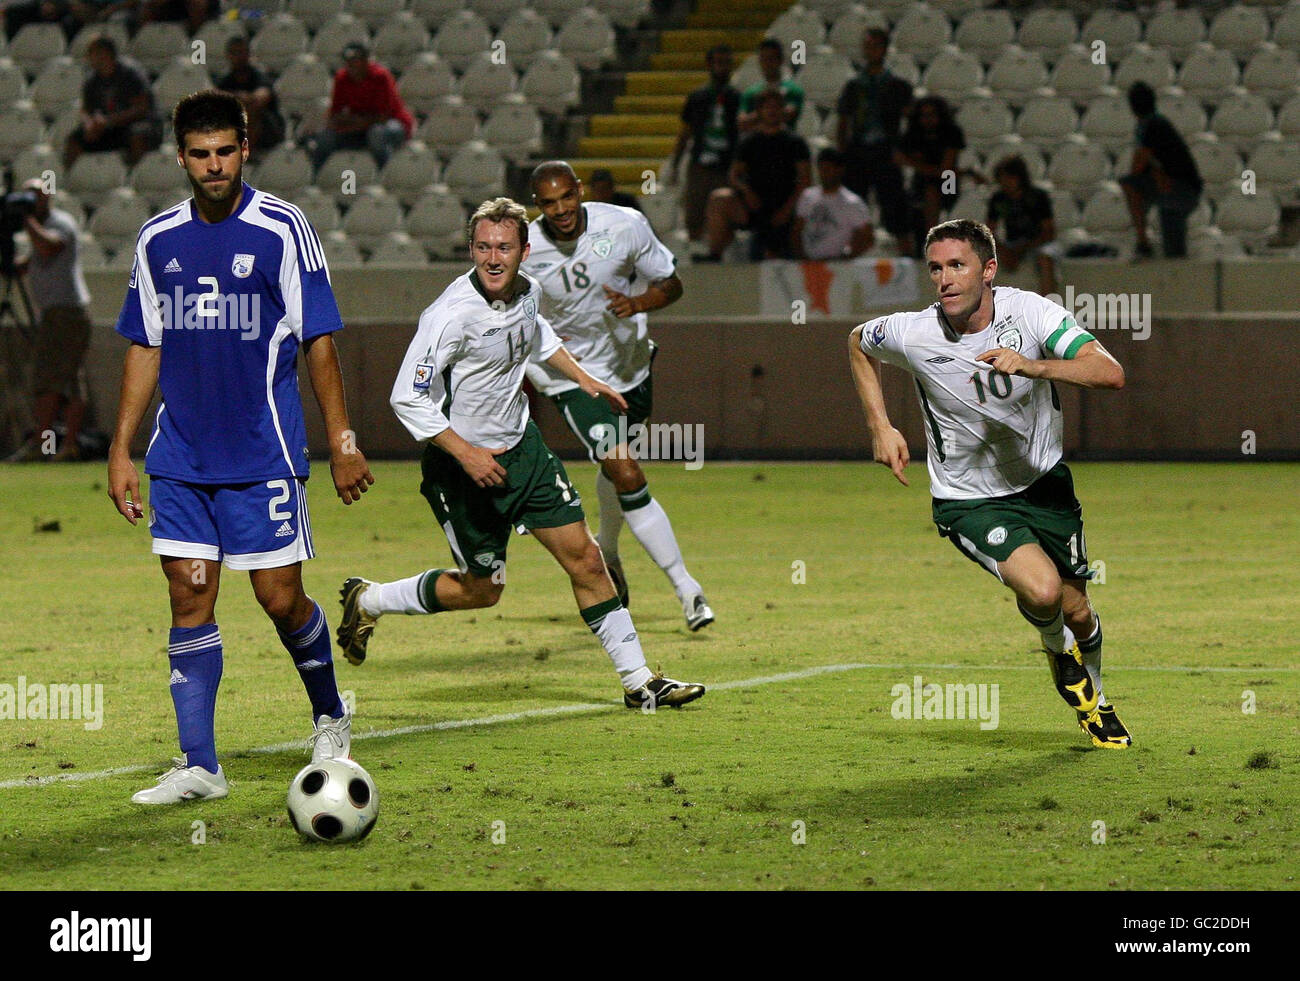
[108,91,375,803]
[848,219,1131,748]
[526,161,713,631]
[336,198,705,710]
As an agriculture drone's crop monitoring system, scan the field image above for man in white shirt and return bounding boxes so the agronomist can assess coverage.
[337,198,705,710]
[793,148,874,260]
[848,218,1131,749]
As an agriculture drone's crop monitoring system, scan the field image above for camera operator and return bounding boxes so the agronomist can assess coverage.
[5,179,92,463]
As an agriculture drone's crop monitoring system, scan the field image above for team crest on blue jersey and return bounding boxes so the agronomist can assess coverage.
[413,363,433,390]
[592,238,612,258]
[231,253,256,278]
[995,324,1023,352]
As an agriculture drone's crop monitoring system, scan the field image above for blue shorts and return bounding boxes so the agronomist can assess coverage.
[148,477,315,570]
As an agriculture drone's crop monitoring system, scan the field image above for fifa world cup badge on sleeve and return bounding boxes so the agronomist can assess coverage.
[413,363,434,391]
[870,320,886,345]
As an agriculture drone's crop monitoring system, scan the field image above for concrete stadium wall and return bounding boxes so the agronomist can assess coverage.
[73,260,1300,461]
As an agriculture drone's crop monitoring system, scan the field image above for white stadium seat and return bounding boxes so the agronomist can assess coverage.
[1080,182,1131,241]
[602,0,652,30]
[45,106,81,157]
[87,188,151,256]
[556,7,616,71]
[1274,3,1300,48]
[1177,45,1239,106]
[1143,8,1205,65]
[372,12,430,75]
[0,58,26,105]
[1016,9,1078,65]
[638,191,678,236]
[0,101,44,163]
[1047,187,1081,231]
[1246,139,1300,193]
[192,20,246,79]
[416,96,480,158]
[1080,94,1134,153]
[891,3,953,66]
[468,0,518,30]
[1188,225,1245,261]
[1080,10,1141,64]
[321,229,364,266]
[950,182,990,224]
[29,57,82,121]
[275,54,332,121]
[920,46,983,107]
[728,53,762,92]
[496,9,555,65]
[288,185,341,234]
[1112,44,1176,94]
[404,184,466,258]
[1277,95,1300,142]
[77,232,109,269]
[1208,6,1271,61]
[398,53,456,118]
[1160,90,1208,139]
[153,60,214,116]
[480,96,542,164]
[884,50,920,88]
[368,230,429,264]
[955,95,1012,153]
[1243,45,1300,108]
[953,9,1015,67]
[311,14,371,70]
[1017,95,1077,151]
[9,23,66,76]
[827,6,889,59]
[765,5,827,52]
[432,9,493,73]
[69,22,129,63]
[1190,134,1243,190]
[342,186,403,254]
[804,0,856,19]
[1048,44,1109,107]
[520,50,580,113]
[928,0,984,18]
[797,47,854,113]
[1045,135,1110,197]
[986,45,1049,107]
[251,15,310,76]
[129,23,190,77]
[984,134,1045,182]
[410,0,465,32]
[1210,91,1274,153]
[1213,188,1279,250]
[314,149,379,204]
[12,143,58,185]
[873,0,917,24]
[348,0,407,33]
[253,143,315,200]
[130,150,189,211]
[288,0,344,33]
[533,0,588,30]
[443,140,506,207]
[379,139,441,205]
[457,51,517,114]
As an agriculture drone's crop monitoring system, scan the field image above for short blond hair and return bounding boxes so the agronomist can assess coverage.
[467,197,529,248]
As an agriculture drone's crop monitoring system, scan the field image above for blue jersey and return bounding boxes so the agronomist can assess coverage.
[115,183,343,483]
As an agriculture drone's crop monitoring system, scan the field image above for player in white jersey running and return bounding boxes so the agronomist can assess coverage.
[848,218,1131,748]
[336,198,705,710]
[525,161,713,631]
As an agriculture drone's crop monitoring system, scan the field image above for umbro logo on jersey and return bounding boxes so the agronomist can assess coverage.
[926,356,955,364]
[483,327,502,336]
[163,258,182,273]
[169,669,188,686]
[622,633,636,643]
[274,521,294,538]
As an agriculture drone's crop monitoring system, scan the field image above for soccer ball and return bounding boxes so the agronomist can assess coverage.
[287,758,379,843]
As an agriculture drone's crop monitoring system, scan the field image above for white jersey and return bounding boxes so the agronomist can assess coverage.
[391,270,563,449]
[522,202,676,396]
[796,185,871,260]
[858,286,1096,500]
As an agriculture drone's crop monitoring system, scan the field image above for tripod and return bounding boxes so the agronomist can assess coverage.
[0,270,38,457]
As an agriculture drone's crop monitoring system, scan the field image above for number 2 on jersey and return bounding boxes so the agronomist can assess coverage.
[969,368,1012,403]
[559,262,590,292]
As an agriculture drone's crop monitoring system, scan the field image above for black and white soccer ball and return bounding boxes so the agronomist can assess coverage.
[287,758,379,843]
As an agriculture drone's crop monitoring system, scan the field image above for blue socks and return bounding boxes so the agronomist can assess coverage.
[168,624,223,774]
[278,600,345,721]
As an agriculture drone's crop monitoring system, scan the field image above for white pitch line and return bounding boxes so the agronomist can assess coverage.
[1,660,1291,790]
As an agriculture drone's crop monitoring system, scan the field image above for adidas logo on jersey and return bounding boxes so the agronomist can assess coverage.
[274,521,294,538]
[164,258,183,273]
[169,669,188,686]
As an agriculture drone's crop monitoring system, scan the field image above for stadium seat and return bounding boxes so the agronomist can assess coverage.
[130,149,188,211]
[1143,8,1206,65]
[288,185,341,233]
[1047,186,1081,230]
[955,94,1012,153]
[828,6,890,60]
[638,191,678,236]
[872,0,917,24]
[314,149,379,204]
[378,139,440,206]
[884,50,920,88]
[602,0,651,30]
[410,0,466,32]
[293,99,332,147]
[311,14,371,70]
[1080,93,1136,153]
[480,96,542,164]
[949,182,990,224]
[129,22,190,77]
[1080,10,1141,64]
[765,5,827,52]
[1210,91,1274,153]
[153,61,215,117]
[0,58,26,105]
[69,22,129,64]
[986,45,1049,107]
[1080,182,1131,241]
[794,102,821,142]
[890,3,953,66]
[496,9,555,65]
[520,50,580,113]
[1015,8,1078,65]
[372,12,430,75]
[919,46,983,106]
[321,229,364,266]
[953,9,1015,67]
[1278,95,1300,142]
[192,19,247,80]
[251,15,310,76]
[342,186,403,254]
[984,134,1045,182]
[1112,44,1176,94]
[289,0,345,33]
[368,230,429,263]
[11,143,57,185]
[1160,89,1208,140]
[1245,138,1300,193]
[0,101,43,163]
[555,7,616,71]
[404,183,466,258]
[29,56,80,121]
[1177,45,1239,106]
[1273,3,1300,48]
[349,0,407,33]
[729,53,762,93]
[1045,135,1109,196]
[433,9,494,72]
[9,23,66,77]
[87,188,151,256]
[44,105,80,156]
[797,47,854,113]
[256,143,315,200]
[398,53,456,118]
[275,54,333,122]
[416,96,480,158]
[1190,134,1243,190]
[77,231,109,269]
[1017,95,1077,151]
[1242,45,1300,107]
[533,0,588,30]
[804,0,856,20]
[1188,224,1245,260]
[1214,188,1279,250]
[1208,6,1271,61]
[469,0,519,30]
[443,139,506,207]
[457,51,518,114]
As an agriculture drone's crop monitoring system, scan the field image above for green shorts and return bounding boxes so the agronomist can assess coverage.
[932,462,1092,583]
[551,347,655,463]
[419,421,584,577]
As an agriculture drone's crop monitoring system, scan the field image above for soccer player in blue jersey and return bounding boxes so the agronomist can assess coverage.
[107,90,375,804]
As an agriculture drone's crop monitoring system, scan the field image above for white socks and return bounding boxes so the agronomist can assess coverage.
[621,497,701,600]
[361,574,429,616]
[586,603,652,690]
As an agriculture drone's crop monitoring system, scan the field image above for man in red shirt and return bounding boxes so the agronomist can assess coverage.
[309,42,414,172]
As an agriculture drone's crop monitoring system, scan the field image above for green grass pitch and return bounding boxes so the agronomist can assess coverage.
[0,460,1295,890]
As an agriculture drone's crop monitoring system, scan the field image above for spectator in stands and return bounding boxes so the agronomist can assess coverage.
[700,88,810,262]
[217,35,285,159]
[897,95,965,255]
[836,28,913,256]
[738,37,804,133]
[137,0,217,35]
[792,147,873,260]
[308,42,414,173]
[64,35,162,168]
[5,178,92,463]
[986,154,1060,296]
[3,0,70,42]
[668,44,739,243]
[586,168,641,211]
[1119,81,1203,259]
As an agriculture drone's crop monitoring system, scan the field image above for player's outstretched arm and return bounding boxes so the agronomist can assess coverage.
[107,342,161,524]
[544,347,629,414]
[976,340,1125,390]
[848,325,910,486]
[303,333,375,504]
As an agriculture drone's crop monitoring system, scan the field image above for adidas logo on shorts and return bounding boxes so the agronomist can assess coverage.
[274,521,294,538]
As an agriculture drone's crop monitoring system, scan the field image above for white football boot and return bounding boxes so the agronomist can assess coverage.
[131,758,229,804]
[309,712,352,762]
[682,593,715,631]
